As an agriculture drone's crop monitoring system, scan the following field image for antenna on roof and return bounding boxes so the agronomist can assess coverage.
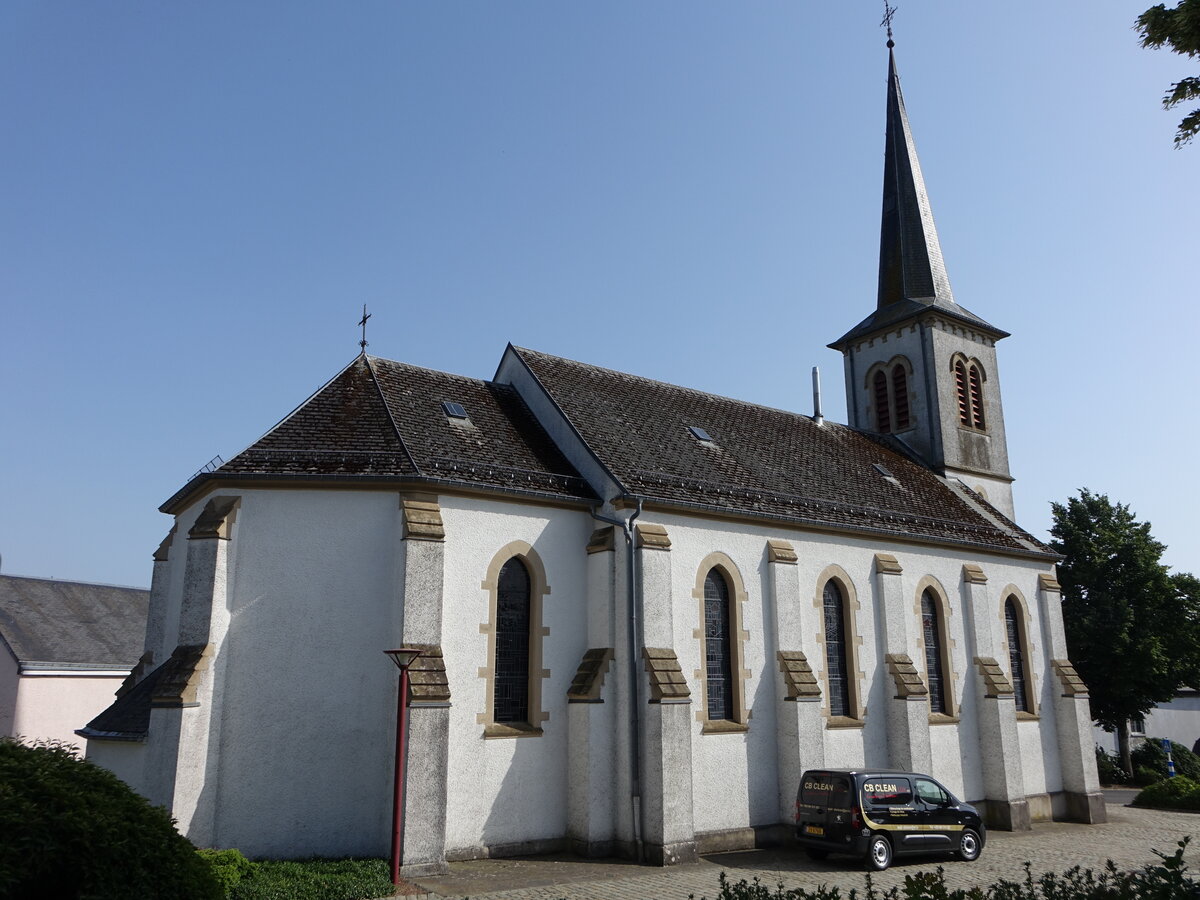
[812,367,824,425]
[881,1,897,48]
[358,304,371,354]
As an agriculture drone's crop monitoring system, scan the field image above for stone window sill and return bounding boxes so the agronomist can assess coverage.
[928,713,960,725]
[1015,710,1040,722]
[825,715,865,729]
[701,719,749,735]
[482,722,544,739]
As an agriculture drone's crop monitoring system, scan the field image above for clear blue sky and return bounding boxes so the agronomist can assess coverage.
[1,2,1195,589]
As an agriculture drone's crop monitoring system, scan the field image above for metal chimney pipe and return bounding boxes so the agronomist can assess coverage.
[812,366,824,425]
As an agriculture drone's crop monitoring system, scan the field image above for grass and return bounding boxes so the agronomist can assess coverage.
[228,857,396,900]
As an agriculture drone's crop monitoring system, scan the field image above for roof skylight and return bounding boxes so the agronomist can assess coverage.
[688,425,715,443]
[442,401,469,420]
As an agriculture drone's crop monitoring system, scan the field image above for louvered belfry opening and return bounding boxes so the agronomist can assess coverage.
[823,581,851,717]
[954,360,971,426]
[968,364,986,429]
[873,370,892,433]
[921,590,946,713]
[494,557,531,723]
[704,569,734,721]
[891,365,910,430]
[1006,598,1028,713]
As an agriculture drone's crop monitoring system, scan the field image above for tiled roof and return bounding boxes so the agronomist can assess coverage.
[512,347,1052,557]
[0,575,148,668]
[162,355,594,510]
[78,660,166,740]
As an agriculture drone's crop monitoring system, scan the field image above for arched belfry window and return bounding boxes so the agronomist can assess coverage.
[1005,597,1030,713]
[494,557,531,723]
[703,569,734,721]
[891,365,910,430]
[921,589,948,714]
[953,357,986,430]
[873,371,892,434]
[823,580,851,717]
[869,358,912,434]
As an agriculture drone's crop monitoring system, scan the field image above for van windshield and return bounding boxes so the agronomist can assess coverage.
[801,774,852,809]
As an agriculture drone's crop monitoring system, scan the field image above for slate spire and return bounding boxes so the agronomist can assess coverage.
[877,45,955,309]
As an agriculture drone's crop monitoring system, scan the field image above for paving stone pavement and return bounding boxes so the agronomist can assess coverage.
[410,802,1200,900]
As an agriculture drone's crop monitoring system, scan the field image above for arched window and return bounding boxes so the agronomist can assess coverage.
[921,589,948,714]
[891,364,910,430]
[968,364,986,429]
[823,580,851,717]
[494,557,531,723]
[703,569,734,721]
[954,360,971,426]
[1005,597,1029,713]
[873,370,892,433]
[954,358,987,430]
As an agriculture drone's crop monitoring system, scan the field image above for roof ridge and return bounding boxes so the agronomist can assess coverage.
[513,346,833,425]
[364,356,422,476]
[0,573,149,592]
[368,354,497,387]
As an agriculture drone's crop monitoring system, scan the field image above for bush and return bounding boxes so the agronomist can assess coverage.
[1135,765,1164,787]
[1094,745,1128,784]
[705,839,1200,899]
[0,738,222,900]
[1132,737,1200,781]
[198,848,256,894]
[1135,774,1200,810]
[229,858,393,900]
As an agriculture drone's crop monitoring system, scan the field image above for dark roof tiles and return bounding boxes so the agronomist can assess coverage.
[513,347,1049,556]
[166,355,593,508]
[0,575,148,668]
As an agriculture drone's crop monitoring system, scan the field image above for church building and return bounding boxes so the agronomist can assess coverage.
[83,43,1103,872]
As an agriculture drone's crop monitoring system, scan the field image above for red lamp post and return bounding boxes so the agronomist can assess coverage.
[384,647,422,886]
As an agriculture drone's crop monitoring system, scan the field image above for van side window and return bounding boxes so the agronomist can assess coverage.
[914,779,948,805]
[862,778,912,806]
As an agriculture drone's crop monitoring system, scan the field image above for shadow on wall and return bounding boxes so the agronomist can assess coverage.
[481,729,567,852]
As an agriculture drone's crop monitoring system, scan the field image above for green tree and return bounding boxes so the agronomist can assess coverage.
[1136,0,1200,146]
[1050,490,1200,776]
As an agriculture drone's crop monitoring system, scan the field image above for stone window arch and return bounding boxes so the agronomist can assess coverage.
[813,565,866,724]
[1001,587,1038,716]
[691,553,750,731]
[478,541,550,737]
[914,577,958,719]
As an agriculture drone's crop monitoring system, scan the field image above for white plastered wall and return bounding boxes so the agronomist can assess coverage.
[646,509,1059,836]
[438,495,591,857]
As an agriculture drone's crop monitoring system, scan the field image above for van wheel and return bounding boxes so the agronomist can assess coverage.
[866,833,892,871]
[805,848,828,861]
[958,828,982,862]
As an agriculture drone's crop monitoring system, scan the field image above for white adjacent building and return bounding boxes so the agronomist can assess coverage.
[84,44,1104,871]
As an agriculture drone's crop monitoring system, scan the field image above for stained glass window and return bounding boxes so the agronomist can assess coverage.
[1005,598,1029,712]
[921,590,947,714]
[704,569,734,721]
[494,558,531,723]
[824,581,850,717]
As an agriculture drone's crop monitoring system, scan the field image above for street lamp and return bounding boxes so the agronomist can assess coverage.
[384,647,423,885]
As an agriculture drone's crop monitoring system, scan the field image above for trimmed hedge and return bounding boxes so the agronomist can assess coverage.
[227,857,393,900]
[0,738,222,900]
[1135,774,1200,810]
[1133,738,1200,782]
[708,839,1200,899]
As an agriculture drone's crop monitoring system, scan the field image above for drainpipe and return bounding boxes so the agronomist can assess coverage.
[591,498,644,863]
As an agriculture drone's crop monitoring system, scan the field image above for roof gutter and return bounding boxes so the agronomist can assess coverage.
[591,497,644,863]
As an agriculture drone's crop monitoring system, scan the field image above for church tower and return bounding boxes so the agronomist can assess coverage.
[830,42,1016,519]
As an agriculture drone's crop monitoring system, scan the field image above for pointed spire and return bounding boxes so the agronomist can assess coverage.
[877,45,955,309]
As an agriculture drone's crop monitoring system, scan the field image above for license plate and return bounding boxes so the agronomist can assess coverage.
[805,825,824,836]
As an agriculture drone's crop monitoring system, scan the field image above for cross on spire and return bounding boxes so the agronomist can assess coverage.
[358,304,371,353]
[881,2,897,47]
